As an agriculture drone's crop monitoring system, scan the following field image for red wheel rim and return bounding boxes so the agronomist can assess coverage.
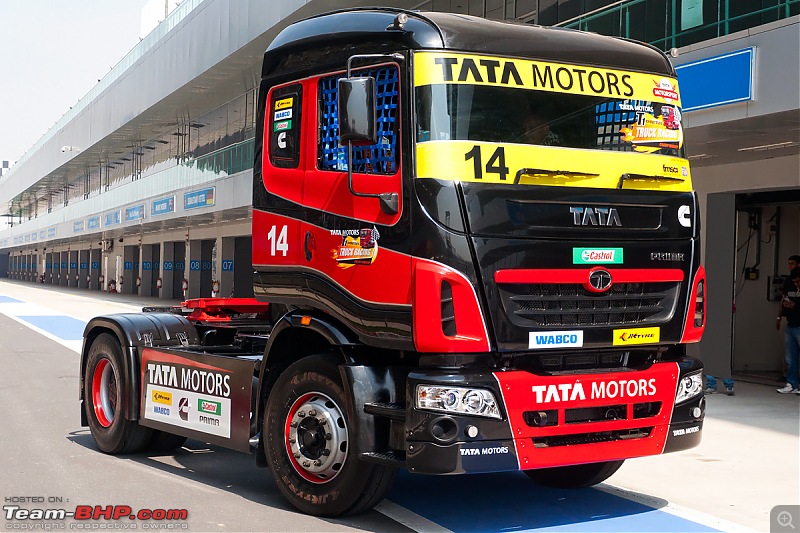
[91,358,116,428]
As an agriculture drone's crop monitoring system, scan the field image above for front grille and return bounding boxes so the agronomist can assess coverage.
[532,428,652,448]
[499,282,679,328]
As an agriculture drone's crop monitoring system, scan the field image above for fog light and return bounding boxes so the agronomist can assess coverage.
[691,407,702,418]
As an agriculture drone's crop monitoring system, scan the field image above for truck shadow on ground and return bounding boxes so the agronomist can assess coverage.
[68,431,680,532]
[67,431,409,532]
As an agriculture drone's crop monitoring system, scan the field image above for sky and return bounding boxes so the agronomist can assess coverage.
[0,1,151,165]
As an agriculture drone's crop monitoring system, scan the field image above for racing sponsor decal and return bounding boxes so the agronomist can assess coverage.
[531,378,657,404]
[330,227,380,267]
[650,252,685,261]
[672,426,700,437]
[142,361,232,438]
[414,51,682,105]
[619,105,683,152]
[151,390,172,405]
[274,109,292,121]
[458,442,518,473]
[529,330,584,349]
[274,120,292,132]
[613,326,660,346]
[573,248,623,264]
[415,141,692,192]
[274,97,293,110]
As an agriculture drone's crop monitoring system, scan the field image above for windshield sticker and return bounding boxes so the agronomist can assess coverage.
[415,141,692,192]
[330,227,380,268]
[620,104,683,152]
[414,52,682,105]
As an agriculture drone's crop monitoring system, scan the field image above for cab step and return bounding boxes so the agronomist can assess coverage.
[360,450,406,466]
[364,401,405,421]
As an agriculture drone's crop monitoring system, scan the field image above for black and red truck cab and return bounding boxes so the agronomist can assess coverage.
[80,8,706,517]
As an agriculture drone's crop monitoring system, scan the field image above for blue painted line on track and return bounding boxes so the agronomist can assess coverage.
[16,315,87,341]
[0,296,23,303]
[388,471,720,532]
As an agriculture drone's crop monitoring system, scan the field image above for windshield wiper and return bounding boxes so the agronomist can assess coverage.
[617,173,686,189]
[514,167,600,185]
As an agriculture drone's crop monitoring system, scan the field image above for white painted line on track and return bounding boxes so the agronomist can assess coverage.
[599,483,757,533]
[376,500,453,533]
[0,307,83,354]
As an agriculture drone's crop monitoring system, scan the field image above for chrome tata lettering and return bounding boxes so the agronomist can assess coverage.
[531,378,657,403]
[569,207,622,226]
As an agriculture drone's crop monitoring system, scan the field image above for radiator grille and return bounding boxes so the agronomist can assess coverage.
[499,282,679,328]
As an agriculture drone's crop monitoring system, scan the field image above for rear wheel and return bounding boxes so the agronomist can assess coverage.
[84,333,152,454]
[264,355,397,516]
[524,460,624,489]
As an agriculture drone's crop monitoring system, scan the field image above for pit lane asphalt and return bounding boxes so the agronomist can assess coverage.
[1,280,796,532]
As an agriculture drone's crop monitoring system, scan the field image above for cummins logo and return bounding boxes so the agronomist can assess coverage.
[570,207,622,226]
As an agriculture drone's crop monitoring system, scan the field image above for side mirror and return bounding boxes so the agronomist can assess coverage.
[338,77,377,143]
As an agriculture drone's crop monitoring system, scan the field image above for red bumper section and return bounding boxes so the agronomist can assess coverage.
[494,363,680,469]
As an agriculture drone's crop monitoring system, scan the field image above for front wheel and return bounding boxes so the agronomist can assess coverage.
[83,333,152,454]
[264,355,397,516]
[524,460,624,489]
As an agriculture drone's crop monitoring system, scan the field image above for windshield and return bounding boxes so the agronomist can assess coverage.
[416,84,685,158]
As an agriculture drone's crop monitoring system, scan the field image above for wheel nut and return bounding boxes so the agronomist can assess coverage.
[325,433,332,440]
[302,461,310,467]
[298,410,305,418]
[318,418,327,425]
[290,421,298,428]
[309,409,317,416]
[294,452,301,459]
[314,460,322,466]
[322,449,331,456]
[289,438,296,444]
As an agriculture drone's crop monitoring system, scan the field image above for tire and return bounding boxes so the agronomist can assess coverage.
[264,355,397,516]
[148,431,188,452]
[524,460,624,489]
[83,333,152,454]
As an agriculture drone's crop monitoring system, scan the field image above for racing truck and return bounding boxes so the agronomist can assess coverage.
[80,8,707,517]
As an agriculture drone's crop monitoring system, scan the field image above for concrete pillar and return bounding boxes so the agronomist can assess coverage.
[89,249,101,290]
[187,239,202,300]
[60,252,68,286]
[173,242,186,300]
[78,250,89,288]
[69,250,79,287]
[160,242,174,300]
[234,236,254,298]
[122,245,136,295]
[140,245,154,297]
[220,237,235,298]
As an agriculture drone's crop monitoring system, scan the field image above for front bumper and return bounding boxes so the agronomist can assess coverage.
[405,357,704,475]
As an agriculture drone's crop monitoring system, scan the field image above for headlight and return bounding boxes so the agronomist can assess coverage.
[416,385,501,419]
[675,372,703,404]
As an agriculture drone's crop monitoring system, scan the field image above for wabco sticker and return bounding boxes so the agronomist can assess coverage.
[274,97,293,110]
[330,227,380,268]
[613,327,660,346]
[274,120,292,132]
[573,248,623,264]
[529,330,584,349]
[274,109,292,121]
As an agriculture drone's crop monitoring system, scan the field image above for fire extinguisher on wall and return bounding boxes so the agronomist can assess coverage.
[156,277,162,289]
[182,278,188,299]
[212,280,220,297]
[136,276,141,287]
[119,275,124,289]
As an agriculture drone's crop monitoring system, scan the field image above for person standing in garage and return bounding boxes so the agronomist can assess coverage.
[777,267,800,394]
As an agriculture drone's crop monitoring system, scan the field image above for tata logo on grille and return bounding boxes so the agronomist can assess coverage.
[588,269,612,291]
[569,207,622,226]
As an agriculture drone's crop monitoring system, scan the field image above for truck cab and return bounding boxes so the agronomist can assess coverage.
[80,8,706,518]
